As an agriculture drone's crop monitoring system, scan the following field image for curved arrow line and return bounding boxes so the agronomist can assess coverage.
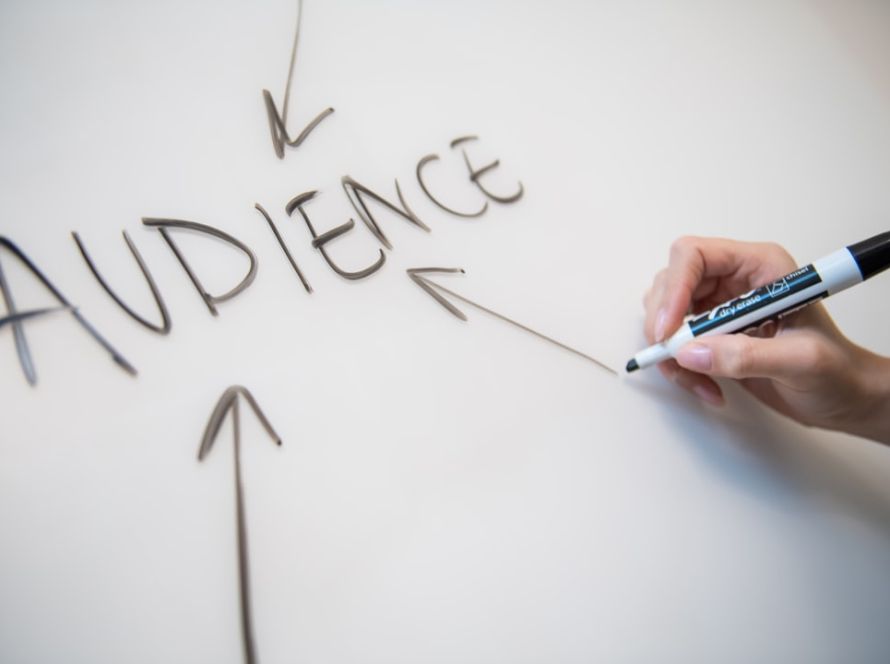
[199,386,282,664]
[407,268,617,375]
[262,0,334,159]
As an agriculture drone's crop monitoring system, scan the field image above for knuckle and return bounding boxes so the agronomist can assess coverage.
[658,360,680,382]
[799,336,829,367]
[670,236,696,258]
[764,242,795,268]
[667,239,703,293]
[644,320,656,344]
[645,270,666,307]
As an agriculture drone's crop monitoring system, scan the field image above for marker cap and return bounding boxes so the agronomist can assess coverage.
[848,231,890,280]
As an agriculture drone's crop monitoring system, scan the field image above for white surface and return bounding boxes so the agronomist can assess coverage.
[2,1,890,662]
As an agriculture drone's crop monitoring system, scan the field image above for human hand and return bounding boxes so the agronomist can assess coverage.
[643,236,890,445]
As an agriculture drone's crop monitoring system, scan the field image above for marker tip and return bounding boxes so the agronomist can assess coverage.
[625,359,639,373]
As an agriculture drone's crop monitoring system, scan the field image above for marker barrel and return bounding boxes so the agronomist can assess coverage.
[628,247,864,372]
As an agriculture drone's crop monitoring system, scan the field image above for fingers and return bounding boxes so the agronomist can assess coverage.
[674,332,830,385]
[659,358,725,406]
[645,237,797,343]
[643,269,668,343]
[655,237,707,341]
[641,235,805,406]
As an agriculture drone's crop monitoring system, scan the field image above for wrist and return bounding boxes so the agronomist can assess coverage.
[848,352,890,445]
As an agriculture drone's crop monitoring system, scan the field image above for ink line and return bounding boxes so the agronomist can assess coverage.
[409,269,616,375]
[199,386,282,664]
[263,0,334,158]
[435,282,616,374]
[0,306,70,329]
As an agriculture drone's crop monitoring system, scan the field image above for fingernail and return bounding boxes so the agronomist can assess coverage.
[654,308,668,342]
[676,343,712,372]
[693,384,724,406]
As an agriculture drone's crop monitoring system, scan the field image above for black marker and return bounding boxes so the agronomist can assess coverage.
[626,231,890,372]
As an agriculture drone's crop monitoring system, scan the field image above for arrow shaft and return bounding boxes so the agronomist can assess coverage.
[200,387,281,664]
[280,0,302,123]
[264,0,334,157]
[233,399,258,664]
[431,282,617,375]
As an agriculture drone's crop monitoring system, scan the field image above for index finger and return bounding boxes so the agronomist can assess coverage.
[654,237,757,341]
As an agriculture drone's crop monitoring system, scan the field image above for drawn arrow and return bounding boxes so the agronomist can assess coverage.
[199,386,282,664]
[262,0,334,159]
[407,268,617,375]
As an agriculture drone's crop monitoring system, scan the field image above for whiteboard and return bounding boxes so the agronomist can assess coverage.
[2,1,890,662]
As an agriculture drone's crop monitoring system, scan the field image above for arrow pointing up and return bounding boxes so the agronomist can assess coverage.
[199,386,282,664]
[407,268,617,375]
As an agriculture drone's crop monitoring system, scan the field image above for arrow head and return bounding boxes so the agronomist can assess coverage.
[406,268,618,375]
[406,268,468,321]
[198,385,282,461]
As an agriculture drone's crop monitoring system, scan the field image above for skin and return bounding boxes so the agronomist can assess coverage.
[643,236,890,445]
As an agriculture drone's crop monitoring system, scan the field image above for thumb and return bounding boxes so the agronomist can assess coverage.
[674,333,824,383]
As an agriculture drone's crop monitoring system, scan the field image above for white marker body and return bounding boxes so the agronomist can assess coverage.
[631,248,863,371]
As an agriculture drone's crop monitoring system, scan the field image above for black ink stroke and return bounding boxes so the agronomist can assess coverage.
[0,250,36,384]
[0,236,137,383]
[255,203,313,293]
[452,135,524,204]
[449,135,478,149]
[199,385,282,664]
[407,267,468,321]
[341,175,429,251]
[263,0,334,159]
[0,306,69,329]
[286,190,386,280]
[416,154,488,218]
[407,267,616,375]
[72,231,172,334]
[142,218,258,317]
